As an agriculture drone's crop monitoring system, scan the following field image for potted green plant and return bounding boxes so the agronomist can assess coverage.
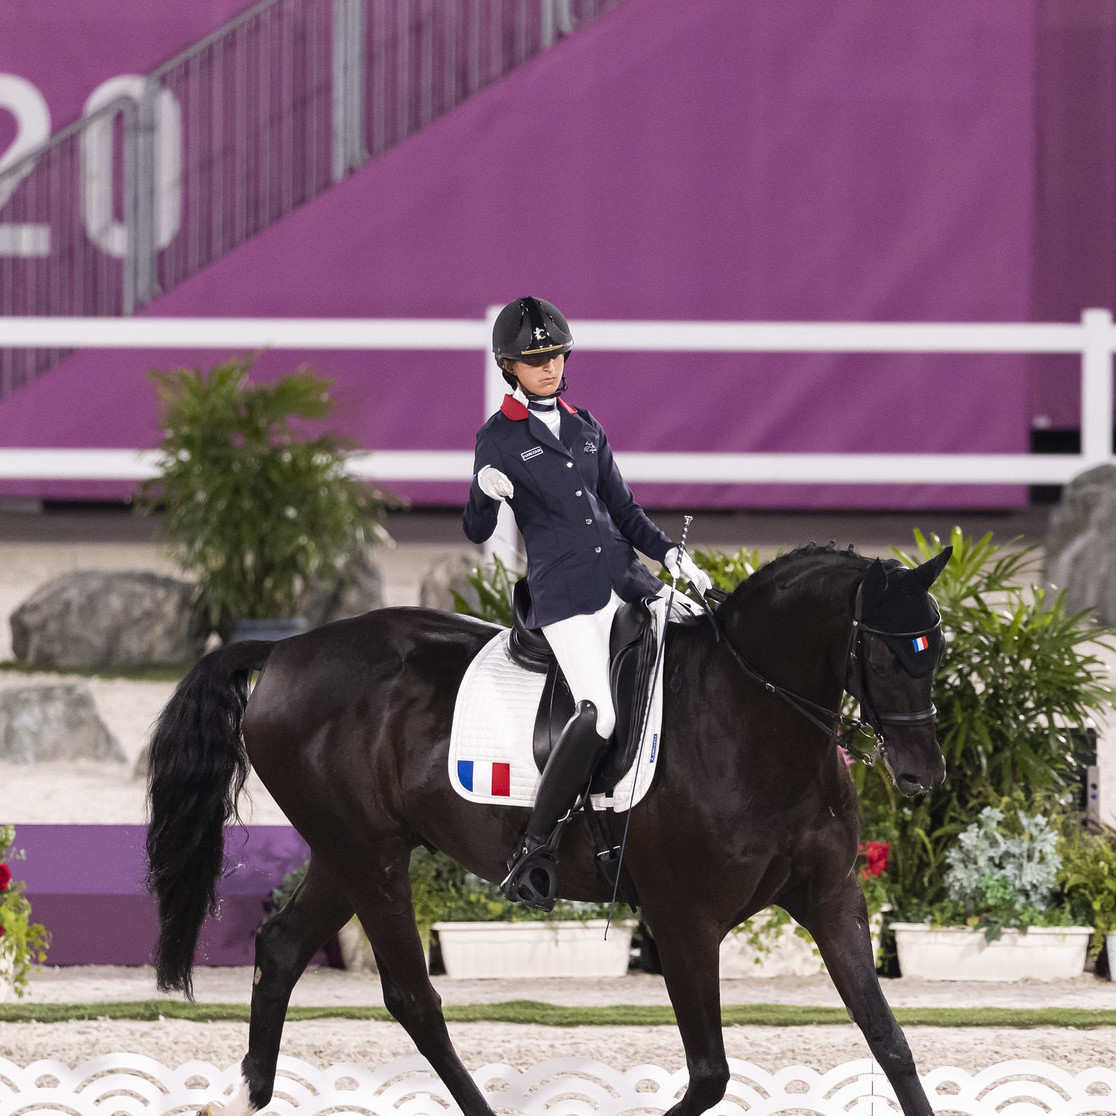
[1056,821,1116,973]
[138,354,393,642]
[891,804,1092,979]
[430,871,633,979]
[854,528,1115,922]
[0,825,49,1000]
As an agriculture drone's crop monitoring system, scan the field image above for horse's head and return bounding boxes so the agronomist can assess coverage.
[847,547,952,796]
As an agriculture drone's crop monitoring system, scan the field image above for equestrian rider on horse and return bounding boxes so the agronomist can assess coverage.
[463,296,712,910]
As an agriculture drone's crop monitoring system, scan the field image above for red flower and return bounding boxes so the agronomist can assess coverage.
[858,840,890,880]
[0,862,11,891]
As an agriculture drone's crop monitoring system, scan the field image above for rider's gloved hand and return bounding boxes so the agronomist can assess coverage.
[477,465,515,502]
[664,546,712,596]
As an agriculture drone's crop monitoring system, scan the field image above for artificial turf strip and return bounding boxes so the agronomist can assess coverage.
[2,1001,1116,1029]
[0,659,186,683]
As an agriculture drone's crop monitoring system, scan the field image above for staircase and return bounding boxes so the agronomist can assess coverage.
[0,0,628,400]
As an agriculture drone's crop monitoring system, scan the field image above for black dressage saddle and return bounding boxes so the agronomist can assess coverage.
[507,578,660,795]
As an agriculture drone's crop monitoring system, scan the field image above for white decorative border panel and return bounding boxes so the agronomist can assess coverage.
[1,1055,1114,1116]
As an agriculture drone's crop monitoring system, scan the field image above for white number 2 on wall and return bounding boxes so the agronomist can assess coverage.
[0,73,51,257]
[0,73,182,261]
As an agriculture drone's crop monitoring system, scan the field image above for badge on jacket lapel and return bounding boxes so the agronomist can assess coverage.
[583,440,598,454]
[520,446,543,461]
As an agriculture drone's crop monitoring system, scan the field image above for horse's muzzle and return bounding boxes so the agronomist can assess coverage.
[884,749,946,797]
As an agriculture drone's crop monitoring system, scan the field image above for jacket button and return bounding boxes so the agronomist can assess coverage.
[565,461,573,468]
[585,518,593,525]
[594,546,602,553]
[575,490,582,497]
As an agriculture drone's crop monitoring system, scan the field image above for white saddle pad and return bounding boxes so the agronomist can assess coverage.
[448,598,669,812]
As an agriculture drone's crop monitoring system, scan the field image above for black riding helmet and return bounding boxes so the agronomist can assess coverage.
[493,296,574,389]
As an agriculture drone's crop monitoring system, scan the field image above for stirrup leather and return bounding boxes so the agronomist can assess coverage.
[500,839,559,912]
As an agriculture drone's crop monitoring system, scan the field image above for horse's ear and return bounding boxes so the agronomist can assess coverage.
[913,546,952,589]
[859,558,889,613]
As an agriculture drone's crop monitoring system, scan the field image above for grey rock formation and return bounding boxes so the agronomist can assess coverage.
[10,570,201,668]
[420,553,486,615]
[1044,464,1116,625]
[302,546,384,627]
[0,683,124,763]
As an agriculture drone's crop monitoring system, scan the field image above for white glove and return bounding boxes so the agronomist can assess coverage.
[477,464,514,502]
[664,546,712,596]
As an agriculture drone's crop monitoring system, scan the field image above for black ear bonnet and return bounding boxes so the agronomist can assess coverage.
[855,548,952,678]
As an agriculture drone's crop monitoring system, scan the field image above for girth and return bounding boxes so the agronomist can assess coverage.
[508,580,659,794]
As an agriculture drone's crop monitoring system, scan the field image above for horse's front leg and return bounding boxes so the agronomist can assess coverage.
[640,899,730,1116]
[353,834,496,1116]
[782,883,934,1116]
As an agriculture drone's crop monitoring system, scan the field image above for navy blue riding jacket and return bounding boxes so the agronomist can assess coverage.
[463,394,672,629]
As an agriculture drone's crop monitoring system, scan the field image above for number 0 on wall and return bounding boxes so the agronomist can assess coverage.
[0,73,182,259]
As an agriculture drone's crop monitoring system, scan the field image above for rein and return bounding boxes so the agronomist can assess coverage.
[702,580,939,767]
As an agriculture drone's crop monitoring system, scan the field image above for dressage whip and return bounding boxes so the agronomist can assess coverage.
[604,514,692,937]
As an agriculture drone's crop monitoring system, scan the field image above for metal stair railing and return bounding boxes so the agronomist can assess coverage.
[0,0,629,401]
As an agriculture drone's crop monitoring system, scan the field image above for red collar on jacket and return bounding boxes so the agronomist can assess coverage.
[501,394,578,420]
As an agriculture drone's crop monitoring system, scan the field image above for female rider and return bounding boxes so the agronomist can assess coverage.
[463,296,711,910]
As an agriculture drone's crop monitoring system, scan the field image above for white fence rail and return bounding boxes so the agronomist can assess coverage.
[2,1054,1115,1116]
[0,308,1113,486]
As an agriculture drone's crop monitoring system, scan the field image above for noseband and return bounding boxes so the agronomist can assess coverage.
[706,578,939,767]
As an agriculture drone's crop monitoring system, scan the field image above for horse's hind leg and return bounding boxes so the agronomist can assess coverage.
[782,885,934,1116]
[353,836,495,1116]
[202,856,353,1116]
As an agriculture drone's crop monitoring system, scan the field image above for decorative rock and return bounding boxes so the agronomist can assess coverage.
[337,918,378,973]
[1044,464,1116,625]
[420,553,486,615]
[10,571,202,668]
[0,683,124,763]
[302,547,384,627]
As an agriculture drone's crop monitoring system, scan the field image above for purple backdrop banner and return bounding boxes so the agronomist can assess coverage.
[1,0,1041,508]
[14,824,314,967]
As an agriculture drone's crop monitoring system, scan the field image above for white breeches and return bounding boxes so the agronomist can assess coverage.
[542,591,623,739]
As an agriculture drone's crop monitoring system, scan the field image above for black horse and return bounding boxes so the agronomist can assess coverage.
[146,542,951,1116]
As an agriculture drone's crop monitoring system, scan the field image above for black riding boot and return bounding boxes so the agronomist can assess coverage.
[501,700,609,911]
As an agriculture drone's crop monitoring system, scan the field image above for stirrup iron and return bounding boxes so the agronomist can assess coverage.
[500,837,559,912]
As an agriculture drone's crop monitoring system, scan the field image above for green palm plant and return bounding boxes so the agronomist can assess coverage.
[138,355,393,640]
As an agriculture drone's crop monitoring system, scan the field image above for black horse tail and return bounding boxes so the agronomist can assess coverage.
[145,639,275,998]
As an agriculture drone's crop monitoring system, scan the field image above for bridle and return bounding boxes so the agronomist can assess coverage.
[704,578,940,767]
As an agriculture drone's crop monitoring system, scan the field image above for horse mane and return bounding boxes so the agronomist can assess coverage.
[734,540,871,599]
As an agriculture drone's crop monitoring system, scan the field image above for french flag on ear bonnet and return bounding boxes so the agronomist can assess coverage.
[911,635,930,652]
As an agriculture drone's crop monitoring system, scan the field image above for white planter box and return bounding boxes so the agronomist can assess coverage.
[0,940,15,1002]
[892,922,1093,981]
[433,919,633,979]
[720,910,884,978]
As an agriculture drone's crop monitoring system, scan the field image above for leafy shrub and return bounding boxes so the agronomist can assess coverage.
[1057,822,1116,956]
[856,527,1113,912]
[931,804,1071,940]
[139,355,394,639]
[0,826,49,998]
[450,555,521,626]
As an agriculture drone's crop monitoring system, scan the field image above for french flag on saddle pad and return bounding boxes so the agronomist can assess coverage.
[911,635,930,653]
[457,760,511,797]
